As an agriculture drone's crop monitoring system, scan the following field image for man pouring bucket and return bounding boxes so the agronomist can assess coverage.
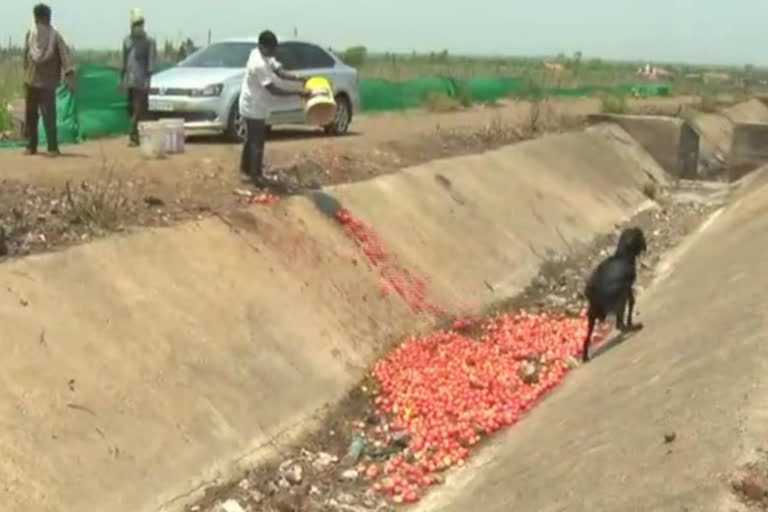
[239,30,309,189]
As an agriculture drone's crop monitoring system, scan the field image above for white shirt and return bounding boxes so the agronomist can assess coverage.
[268,56,283,72]
[239,48,277,120]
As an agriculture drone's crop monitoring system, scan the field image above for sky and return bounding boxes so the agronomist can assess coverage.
[1,0,766,66]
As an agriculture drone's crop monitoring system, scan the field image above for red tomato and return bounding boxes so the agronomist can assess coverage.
[366,464,380,479]
[403,490,419,503]
[381,477,395,493]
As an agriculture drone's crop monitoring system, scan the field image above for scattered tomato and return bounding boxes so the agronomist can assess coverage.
[250,192,279,205]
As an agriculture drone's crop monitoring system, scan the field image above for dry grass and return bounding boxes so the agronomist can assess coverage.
[358,53,636,85]
[61,159,131,232]
[0,164,132,259]
[63,178,129,231]
[423,91,462,112]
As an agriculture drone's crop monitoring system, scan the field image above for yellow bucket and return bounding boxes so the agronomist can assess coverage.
[303,76,337,126]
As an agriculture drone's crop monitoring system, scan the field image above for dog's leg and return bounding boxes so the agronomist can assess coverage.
[627,288,644,331]
[583,309,597,363]
[615,294,628,332]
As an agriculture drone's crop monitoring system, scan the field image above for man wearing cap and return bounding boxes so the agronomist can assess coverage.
[22,3,75,157]
[239,30,307,188]
[121,8,157,147]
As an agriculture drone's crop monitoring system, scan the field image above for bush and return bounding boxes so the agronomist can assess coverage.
[0,59,23,133]
[341,46,367,68]
[600,94,628,114]
[0,96,11,132]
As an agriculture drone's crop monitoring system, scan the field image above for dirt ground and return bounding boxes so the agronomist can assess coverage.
[0,96,695,260]
[182,179,725,512]
[0,94,713,512]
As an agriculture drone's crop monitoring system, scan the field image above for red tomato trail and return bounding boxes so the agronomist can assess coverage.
[335,208,444,316]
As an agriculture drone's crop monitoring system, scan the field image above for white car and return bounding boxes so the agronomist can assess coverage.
[148,37,360,140]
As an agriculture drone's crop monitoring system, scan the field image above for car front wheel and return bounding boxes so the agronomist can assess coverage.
[226,101,247,142]
[227,101,272,142]
[324,94,352,136]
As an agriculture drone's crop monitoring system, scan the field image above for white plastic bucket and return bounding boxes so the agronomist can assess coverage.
[159,118,185,154]
[138,121,167,159]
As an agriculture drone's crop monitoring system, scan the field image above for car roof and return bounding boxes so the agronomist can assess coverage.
[214,36,320,46]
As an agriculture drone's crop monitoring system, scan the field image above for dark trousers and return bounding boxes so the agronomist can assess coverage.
[240,118,266,177]
[127,87,149,144]
[24,85,58,153]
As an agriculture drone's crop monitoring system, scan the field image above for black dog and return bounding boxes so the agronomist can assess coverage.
[582,227,647,362]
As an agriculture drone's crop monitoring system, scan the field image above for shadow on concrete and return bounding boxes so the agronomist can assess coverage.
[309,190,343,220]
[186,128,362,145]
[591,328,643,359]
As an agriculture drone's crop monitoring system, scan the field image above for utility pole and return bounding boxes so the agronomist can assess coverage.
[207,29,211,45]
[293,26,298,37]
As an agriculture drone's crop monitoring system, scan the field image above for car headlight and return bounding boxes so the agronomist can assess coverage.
[191,83,223,97]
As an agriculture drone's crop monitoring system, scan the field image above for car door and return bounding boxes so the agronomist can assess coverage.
[273,42,338,124]
[266,43,302,124]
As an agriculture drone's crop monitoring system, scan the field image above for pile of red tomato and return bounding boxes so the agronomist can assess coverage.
[361,312,609,503]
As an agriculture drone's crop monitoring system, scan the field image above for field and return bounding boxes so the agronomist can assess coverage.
[1,43,764,133]
[0,53,22,132]
[4,32,768,512]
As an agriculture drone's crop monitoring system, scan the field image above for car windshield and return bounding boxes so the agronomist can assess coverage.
[179,42,257,68]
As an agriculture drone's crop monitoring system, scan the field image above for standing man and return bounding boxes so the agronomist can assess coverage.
[121,8,157,147]
[22,3,74,157]
[239,30,307,188]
